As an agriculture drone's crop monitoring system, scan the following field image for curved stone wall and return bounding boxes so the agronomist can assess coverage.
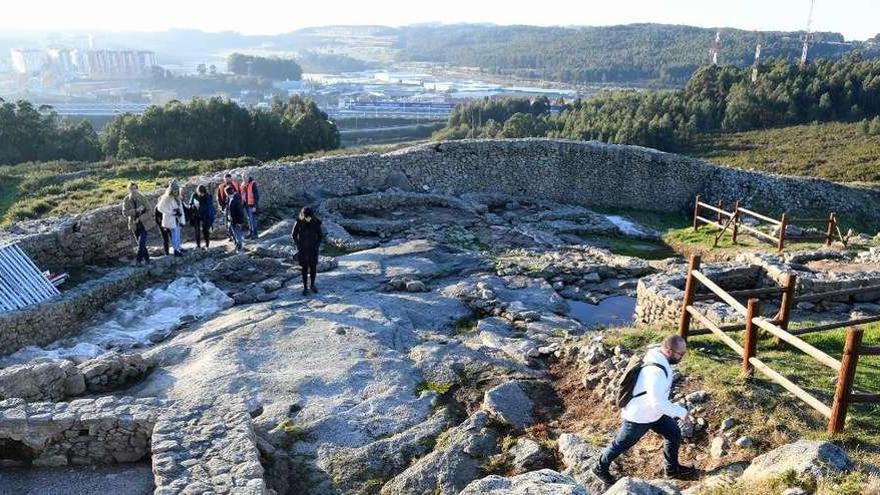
[6,139,880,268]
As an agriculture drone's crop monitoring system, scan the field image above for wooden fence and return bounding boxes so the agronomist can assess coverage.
[678,254,879,434]
[692,195,846,251]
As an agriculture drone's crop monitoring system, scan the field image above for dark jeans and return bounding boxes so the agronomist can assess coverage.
[245,206,258,238]
[598,415,681,472]
[134,223,149,263]
[300,254,318,288]
[192,220,212,248]
[230,223,244,250]
[159,227,171,255]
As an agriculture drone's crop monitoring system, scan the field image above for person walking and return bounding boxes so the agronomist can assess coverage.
[291,207,323,296]
[225,185,246,252]
[156,180,187,257]
[121,182,154,264]
[240,174,260,240]
[189,185,216,249]
[591,335,696,486]
[217,173,239,242]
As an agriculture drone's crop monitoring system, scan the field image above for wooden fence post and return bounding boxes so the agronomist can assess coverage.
[693,195,701,231]
[828,327,864,435]
[742,298,760,377]
[777,213,788,252]
[678,254,702,341]
[716,199,724,224]
[732,201,740,244]
[774,273,797,347]
[825,212,836,247]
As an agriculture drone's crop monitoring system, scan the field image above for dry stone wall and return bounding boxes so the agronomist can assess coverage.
[0,249,217,357]
[5,139,879,269]
[0,396,165,467]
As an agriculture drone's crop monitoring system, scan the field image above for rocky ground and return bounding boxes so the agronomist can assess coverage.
[2,192,876,494]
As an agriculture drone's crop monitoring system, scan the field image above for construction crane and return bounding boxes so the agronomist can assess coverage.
[800,0,816,66]
[710,31,721,65]
[751,39,762,83]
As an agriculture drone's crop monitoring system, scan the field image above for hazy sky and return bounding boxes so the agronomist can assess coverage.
[2,0,877,41]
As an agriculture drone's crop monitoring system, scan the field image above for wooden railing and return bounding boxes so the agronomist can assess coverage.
[691,195,847,251]
[678,254,878,434]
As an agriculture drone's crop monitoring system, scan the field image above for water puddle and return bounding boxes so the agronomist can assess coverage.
[568,295,636,328]
[1,277,233,366]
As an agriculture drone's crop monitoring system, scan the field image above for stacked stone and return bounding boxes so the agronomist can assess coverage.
[151,395,268,495]
[635,263,763,327]
[78,352,155,393]
[9,139,880,271]
[0,249,218,357]
[0,395,166,467]
[495,246,654,301]
[741,250,880,305]
[0,360,85,402]
[0,352,153,403]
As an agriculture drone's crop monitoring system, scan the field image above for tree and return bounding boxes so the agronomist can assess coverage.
[196,64,207,76]
[227,53,302,80]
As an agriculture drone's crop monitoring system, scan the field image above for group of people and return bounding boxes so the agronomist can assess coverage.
[121,173,261,262]
[121,174,325,296]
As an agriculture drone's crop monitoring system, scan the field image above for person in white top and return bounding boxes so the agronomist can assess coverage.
[592,335,696,485]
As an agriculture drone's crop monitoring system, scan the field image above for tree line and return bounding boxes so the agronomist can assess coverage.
[227,53,303,81]
[436,54,880,152]
[397,24,876,84]
[1,96,339,165]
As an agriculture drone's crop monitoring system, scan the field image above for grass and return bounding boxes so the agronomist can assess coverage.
[605,322,880,467]
[451,316,478,336]
[684,121,880,185]
[416,381,453,396]
[0,156,259,225]
[0,141,430,228]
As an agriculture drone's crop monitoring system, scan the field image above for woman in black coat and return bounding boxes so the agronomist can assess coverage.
[291,207,323,295]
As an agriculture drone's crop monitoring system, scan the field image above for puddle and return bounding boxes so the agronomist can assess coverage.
[568,296,636,328]
[1,277,233,366]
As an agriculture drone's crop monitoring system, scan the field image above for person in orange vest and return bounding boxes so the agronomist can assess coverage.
[240,174,260,240]
[217,174,239,242]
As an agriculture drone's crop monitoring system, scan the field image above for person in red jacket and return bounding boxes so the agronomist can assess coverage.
[240,174,260,240]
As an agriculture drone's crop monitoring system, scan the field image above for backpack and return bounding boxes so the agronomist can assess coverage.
[616,360,668,409]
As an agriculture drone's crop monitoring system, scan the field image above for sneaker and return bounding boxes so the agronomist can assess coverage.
[591,464,616,486]
[664,464,698,480]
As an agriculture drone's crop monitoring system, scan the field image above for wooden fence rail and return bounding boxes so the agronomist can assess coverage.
[691,196,847,251]
[677,254,878,434]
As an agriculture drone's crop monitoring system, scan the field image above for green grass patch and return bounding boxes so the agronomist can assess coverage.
[451,316,479,336]
[416,381,453,396]
[684,121,880,184]
[604,322,880,466]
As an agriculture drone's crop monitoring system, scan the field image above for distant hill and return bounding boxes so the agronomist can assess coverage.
[14,24,878,85]
[393,23,875,84]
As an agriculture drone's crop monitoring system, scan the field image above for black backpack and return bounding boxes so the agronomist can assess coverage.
[616,360,668,408]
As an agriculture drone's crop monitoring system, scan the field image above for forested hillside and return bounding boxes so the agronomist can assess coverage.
[395,24,875,84]
[436,55,880,154]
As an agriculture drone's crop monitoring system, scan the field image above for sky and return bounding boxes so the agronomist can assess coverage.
[1,0,877,41]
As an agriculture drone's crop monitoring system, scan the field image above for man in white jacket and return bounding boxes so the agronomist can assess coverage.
[592,335,696,485]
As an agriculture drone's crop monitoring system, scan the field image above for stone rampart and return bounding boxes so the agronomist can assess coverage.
[4,139,879,269]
